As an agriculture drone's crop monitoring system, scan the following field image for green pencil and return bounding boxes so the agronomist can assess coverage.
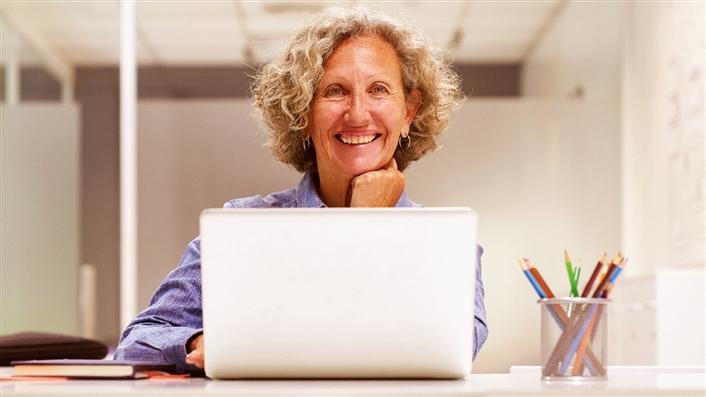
[564,250,579,297]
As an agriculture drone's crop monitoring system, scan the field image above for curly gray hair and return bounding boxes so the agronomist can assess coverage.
[252,6,465,172]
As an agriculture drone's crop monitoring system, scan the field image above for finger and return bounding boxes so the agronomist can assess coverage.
[186,350,205,368]
[185,356,204,368]
[345,182,353,207]
[189,358,204,369]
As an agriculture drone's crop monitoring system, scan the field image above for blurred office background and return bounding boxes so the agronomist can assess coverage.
[1,0,704,372]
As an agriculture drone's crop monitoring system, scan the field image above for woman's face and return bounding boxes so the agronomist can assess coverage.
[307,34,418,179]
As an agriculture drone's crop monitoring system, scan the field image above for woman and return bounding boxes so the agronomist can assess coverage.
[115,7,487,374]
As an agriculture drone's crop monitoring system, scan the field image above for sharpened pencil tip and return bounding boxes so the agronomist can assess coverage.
[610,252,622,265]
[525,258,537,269]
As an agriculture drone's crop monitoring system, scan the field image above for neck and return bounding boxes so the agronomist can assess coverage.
[315,169,352,207]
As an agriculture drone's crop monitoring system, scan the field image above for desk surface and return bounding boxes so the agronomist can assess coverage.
[2,366,704,397]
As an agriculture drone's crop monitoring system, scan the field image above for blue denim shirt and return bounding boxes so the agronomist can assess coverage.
[114,173,488,373]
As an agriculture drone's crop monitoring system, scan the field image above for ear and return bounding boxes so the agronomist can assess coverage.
[404,89,422,125]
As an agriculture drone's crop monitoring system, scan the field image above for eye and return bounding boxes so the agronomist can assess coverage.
[370,84,389,95]
[324,85,345,98]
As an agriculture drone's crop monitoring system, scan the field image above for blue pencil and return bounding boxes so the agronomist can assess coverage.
[520,260,545,298]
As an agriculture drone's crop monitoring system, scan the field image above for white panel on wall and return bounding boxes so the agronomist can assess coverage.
[610,268,706,366]
[0,104,80,335]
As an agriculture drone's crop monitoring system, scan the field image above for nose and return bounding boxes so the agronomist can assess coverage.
[343,90,371,127]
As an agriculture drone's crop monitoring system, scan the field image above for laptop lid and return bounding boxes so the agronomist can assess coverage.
[200,208,477,379]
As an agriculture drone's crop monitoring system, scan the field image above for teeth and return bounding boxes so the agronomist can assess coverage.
[340,134,376,145]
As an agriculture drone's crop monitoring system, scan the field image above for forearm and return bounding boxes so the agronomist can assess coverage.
[115,322,203,374]
[114,237,204,374]
[472,244,488,360]
[473,313,489,360]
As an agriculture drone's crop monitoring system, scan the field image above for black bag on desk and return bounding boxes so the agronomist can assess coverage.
[0,332,108,366]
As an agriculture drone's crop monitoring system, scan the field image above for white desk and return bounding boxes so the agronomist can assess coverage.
[1,366,704,396]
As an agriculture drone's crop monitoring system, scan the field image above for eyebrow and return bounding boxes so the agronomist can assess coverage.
[320,72,396,85]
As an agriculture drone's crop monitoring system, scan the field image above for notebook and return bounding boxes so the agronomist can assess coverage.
[11,359,175,379]
[200,208,477,379]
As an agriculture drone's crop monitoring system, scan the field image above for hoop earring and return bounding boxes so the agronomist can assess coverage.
[398,135,411,149]
[302,137,311,151]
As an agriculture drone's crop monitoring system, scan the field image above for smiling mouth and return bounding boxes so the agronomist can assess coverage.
[336,133,381,145]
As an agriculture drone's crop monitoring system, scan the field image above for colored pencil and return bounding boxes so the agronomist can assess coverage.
[571,303,601,375]
[591,253,622,298]
[522,258,604,376]
[581,253,606,297]
[542,253,623,377]
[520,260,545,298]
[525,258,556,298]
[518,256,609,377]
[571,258,627,375]
[547,257,619,375]
[564,250,579,297]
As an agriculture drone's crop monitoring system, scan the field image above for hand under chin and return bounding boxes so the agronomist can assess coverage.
[347,158,405,207]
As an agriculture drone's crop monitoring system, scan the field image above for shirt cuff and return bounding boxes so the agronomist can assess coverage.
[164,328,204,374]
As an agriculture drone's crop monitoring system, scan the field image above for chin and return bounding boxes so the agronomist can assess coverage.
[339,158,387,177]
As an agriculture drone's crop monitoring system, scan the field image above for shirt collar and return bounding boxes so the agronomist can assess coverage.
[296,173,327,208]
[395,191,417,208]
[295,172,419,208]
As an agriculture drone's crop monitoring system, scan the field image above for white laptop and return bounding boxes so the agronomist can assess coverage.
[200,208,477,379]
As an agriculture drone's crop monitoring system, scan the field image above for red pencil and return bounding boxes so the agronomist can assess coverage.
[524,258,556,298]
[581,253,606,297]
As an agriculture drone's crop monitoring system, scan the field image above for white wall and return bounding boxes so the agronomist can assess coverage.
[137,98,621,372]
[621,0,705,274]
[616,0,705,366]
[523,1,623,103]
[137,100,299,307]
[522,0,705,366]
[518,1,627,369]
[406,99,621,372]
[521,0,624,258]
[0,104,80,335]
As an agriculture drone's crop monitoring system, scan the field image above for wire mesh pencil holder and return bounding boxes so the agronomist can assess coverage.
[539,298,609,381]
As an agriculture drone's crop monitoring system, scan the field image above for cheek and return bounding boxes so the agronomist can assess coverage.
[371,100,407,130]
[311,103,346,135]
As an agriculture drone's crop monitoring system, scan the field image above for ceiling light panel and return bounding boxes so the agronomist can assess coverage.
[2,1,119,64]
[0,0,558,65]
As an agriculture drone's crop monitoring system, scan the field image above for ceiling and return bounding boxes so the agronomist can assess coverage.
[0,0,562,67]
